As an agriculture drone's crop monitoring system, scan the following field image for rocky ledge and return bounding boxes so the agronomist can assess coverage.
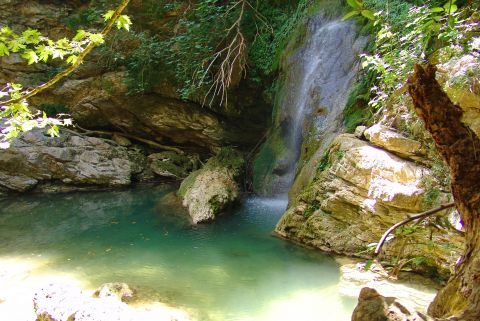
[0,128,203,195]
[275,126,464,279]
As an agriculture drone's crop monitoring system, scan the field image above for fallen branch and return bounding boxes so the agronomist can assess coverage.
[71,125,184,154]
[373,202,456,257]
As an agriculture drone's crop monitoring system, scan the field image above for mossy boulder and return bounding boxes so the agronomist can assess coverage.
[178,148,244,224]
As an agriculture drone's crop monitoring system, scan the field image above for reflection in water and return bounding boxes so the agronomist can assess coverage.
[0,186,355,320]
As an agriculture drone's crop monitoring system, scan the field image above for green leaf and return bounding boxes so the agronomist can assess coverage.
[364,259,374,271]
[0,26,13,36]
[56,38,70,49]
[47,125,60,137]
[431,7,444,13]
[89,33,104,45]
[443,1,458,13]
[73,30,87,41]
[361,10,376,21]
[0,42,9,56]
[21,50,39,65]
[116,15,132,31]
[37,45,50,62]
[8,39,26,52]
[66,55,78,65]
[346,0,361,10]
[103,10,115,21]
[342,11,360,21]
[21,28,41,44]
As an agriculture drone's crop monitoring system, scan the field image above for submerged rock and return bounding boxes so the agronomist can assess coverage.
[275,134,463,278]
[351,287,432,321]
[0,129,148,193]
[178,148,244,224]
[93,283,135,302]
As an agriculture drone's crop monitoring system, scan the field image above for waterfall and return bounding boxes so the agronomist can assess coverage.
[253,12,367,195]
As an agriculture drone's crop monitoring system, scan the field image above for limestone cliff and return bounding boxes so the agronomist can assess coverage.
[275,131,464,279]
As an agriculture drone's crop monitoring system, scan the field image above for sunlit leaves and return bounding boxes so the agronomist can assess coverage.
[21,28,41,44]
[8,38,26,52]
[0,43,9,56]
[346,0,362,10]
[116,15,132,31]
[103,10,115,21]
[73,29,87,41]
[66,55,78,65]
[343,0,375,22]
[361,10,375,21]
[21,50,39,65]
[359,0,474,114]
[89,33,104,45]
[0,83,71,146]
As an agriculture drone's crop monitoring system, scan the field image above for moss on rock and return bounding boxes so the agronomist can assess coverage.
[178,147,245,224]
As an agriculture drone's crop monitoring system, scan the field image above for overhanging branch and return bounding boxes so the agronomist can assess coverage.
[373,202,456,257]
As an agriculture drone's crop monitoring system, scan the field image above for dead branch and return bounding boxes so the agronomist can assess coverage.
[72,125,184,154]
[373,202,456,257]
[199,0,270,108]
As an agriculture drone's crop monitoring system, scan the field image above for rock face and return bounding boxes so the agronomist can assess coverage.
[351,287,432,321]
[363,124,427,163]
[178,148,244,224]
[275,132,464,278]
[0,129,148,193]
[38,72,264,152]
[437,54,480,137]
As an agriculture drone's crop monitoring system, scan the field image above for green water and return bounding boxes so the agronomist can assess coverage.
[0,185,355,321]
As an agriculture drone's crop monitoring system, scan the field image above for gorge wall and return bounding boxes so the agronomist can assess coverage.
[0,0,271,195]
[252,3,472,280]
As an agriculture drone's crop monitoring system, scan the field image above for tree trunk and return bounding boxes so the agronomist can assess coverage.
[408,64,480,320]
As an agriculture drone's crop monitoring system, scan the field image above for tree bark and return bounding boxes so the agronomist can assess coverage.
[408,64,480,321]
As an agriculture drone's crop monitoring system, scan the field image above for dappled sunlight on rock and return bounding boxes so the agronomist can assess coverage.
[337,258,438,314]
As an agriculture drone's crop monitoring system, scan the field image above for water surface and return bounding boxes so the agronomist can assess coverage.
[0,186,355,320]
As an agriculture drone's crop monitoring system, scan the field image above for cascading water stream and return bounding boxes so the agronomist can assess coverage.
[263,13,367,194]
